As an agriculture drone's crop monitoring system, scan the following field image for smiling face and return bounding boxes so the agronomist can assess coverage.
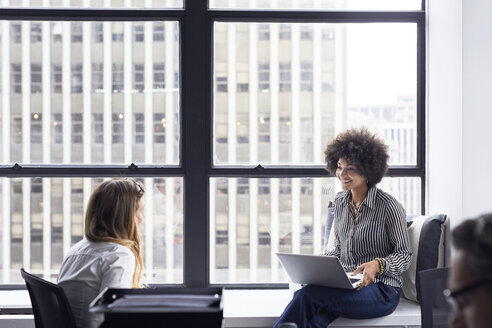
[336,158,367,192]
[135,197,145,225]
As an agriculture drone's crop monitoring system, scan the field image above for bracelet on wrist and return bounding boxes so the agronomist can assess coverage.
[375,257,383,275]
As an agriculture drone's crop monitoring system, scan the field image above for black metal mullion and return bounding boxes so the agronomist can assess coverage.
[210,10,424,24]
[209,167,424,178]
[182,0,211,288]
[0,166,183,178]
[0,8,185,20]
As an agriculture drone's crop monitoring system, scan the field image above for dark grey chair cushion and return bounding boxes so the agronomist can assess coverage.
[402,214,448,302]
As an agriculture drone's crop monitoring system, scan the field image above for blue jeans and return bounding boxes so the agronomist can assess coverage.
[273,282,400,328]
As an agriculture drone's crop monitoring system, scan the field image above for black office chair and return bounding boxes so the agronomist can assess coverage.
[20,268,77,328]
[417,267,451,328]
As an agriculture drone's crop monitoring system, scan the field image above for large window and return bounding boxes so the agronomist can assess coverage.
[0,1,425,287]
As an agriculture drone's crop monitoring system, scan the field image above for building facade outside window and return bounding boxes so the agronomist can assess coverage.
[71,22,82,42]
[93,22,103,42]
[71,64,83,93]
[153,22,165,41]
[31,23,42,43]
[11,64,22,93]
[134,63,144,92]
[112,63,124,93]
[153,62,165,91]
[92,63,103,92]
[52,65,62,93]
[31,64,42,93]
[11,22,21,43]
[31,114,42,144]
[258,63,270,92]
[134,24,144,42]
[279,62,291,92]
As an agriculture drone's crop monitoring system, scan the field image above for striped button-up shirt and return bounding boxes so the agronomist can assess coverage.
[324,186,412,288]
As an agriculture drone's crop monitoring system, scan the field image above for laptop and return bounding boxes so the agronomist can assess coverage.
[276,252,363,289]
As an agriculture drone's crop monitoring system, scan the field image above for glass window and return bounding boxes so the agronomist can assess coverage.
[2,0,183,8]
[72,114,83,144]
[209,0,421,10]
[237,71,249,93]
[300,61,313,92]
[31,114,42,144]
[258,24,270,40]
[11,22,21,43]
[31,64,42,94]
[11,64,22,93]
[210,177,421,283]
[216,74,227,93]
[134,24,144,42]
[71,64,83,93]
[258,63,270,92]
[31,23,42,43]
[153,63,165,91]
[93,113,103,144]
[134,63,144,93]
[71,22,82,43]
[112,23,124,42]
[0,6,423,288]
[93,22,103,43]
[112,63,124,93]
[213,22,418,166]
[112,113,124,144]
[300,25,313,40]
[153,22,165,42]
[279,24,291,40]
[92,63,103,92]
[51,22,62,43]
[0,177,184,284]
[154,113,166,143]
[53,113,63,144]
[52,65,62,93]
[279,62,291,92]
[135,113,144,144]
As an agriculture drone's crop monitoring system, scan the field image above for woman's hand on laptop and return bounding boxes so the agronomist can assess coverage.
[351,260,380,290]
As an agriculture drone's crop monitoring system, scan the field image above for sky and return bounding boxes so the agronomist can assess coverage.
[346,23,417,107]
[346,0,419,107]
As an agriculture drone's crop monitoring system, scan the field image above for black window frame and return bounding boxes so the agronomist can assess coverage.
[0,2,426,289]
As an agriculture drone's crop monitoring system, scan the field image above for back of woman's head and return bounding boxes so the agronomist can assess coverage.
[84,179,144,287]
[85,179,143,243]
[452,214,492,283]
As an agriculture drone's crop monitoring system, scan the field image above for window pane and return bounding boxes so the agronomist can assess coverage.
[2,0,183,9]
[210,177,420,284]
[0,177,184,284]
[213,22,417,166]
[209,0,421,10]
[1,20,180,165]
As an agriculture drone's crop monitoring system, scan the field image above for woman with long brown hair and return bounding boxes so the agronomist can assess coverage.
[57,179,145,328]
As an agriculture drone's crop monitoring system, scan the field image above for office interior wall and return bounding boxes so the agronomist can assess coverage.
[427,0,463,227]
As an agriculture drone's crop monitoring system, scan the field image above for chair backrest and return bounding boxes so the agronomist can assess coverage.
[20,268,77,328]
[417,267,451,328]
[403,214,449,302]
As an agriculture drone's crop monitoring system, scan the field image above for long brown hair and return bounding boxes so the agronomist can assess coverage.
[84,179,144,288]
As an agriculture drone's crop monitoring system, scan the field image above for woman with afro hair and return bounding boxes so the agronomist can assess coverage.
[274,127,412,328]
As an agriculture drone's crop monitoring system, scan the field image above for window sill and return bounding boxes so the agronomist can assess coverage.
[0,289,421,328]
[223,289,422,328]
